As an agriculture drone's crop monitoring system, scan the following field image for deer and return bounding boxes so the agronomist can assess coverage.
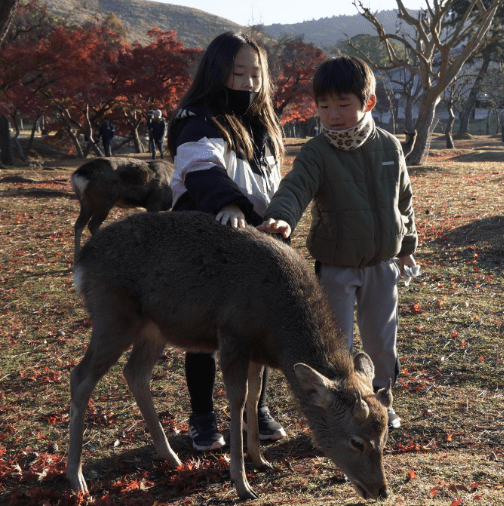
[68,211,392,501]
[401,130,417,158]
[70,157,173,260]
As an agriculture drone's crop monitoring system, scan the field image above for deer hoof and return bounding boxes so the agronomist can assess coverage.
[258,461,273,471]
[67,471,89,494]
[238,487,259,501]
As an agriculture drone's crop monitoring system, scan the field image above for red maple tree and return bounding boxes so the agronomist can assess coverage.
[269,35,326,124]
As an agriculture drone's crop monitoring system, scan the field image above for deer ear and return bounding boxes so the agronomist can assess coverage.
[376,379,393,408]
[353,352,375,383]
[354,390,370,421]
[294,363,337,409]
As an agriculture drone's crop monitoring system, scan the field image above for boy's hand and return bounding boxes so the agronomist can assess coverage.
[257,218,292,238]
[216,204,246,228]
[398,254,416,277]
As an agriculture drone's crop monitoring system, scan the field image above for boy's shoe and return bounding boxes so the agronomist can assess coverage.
[243,407,287,441]
[188,412,226,451]
[387,406,401,429]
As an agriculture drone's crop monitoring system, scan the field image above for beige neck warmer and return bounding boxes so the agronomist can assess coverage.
[321,114,374,151]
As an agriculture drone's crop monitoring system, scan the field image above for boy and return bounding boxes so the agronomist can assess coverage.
[259,56,417,429]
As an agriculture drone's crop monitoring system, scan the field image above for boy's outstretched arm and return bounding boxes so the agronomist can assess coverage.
[257,218,292,238]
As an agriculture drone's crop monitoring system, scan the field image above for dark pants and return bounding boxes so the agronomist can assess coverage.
[102,139,111,157]
[150,137,164,159]
[186,352,270,415]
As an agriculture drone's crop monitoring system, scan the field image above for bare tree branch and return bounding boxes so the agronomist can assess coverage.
[352,0,500,164]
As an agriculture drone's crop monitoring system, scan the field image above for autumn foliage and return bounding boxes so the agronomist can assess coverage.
[0,0,202,157]
[269,36,326,124]
[1,1,329,157]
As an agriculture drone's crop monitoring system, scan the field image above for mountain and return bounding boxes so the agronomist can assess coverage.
[41,0,241,48]
[41,0,416,50]
[263,10,416,48]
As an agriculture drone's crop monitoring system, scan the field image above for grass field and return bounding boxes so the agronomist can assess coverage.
[0,134,503,505]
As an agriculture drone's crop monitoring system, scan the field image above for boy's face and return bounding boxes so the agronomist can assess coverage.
[316,93,376,130]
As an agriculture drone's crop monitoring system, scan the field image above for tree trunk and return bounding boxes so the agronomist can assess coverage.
[404,95,414,132]
[27,115,41,152]
[131,126,145,153]
[12,122,26,162]
[408,94,440,165]
[459,57,491,134]
[390,105,397,135]
[0,0,20,45]
[0,114,14,165]
[445,102,455,149]
[62,121,84,158]
[501,113,504,142]
[84,107,102,157]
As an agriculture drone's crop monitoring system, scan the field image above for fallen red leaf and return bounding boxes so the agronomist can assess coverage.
[406,468,416,482]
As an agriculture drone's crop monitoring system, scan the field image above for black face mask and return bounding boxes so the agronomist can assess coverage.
[224,88,259,116]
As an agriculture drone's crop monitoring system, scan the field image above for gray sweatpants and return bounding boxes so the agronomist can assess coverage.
[318,259,400,388]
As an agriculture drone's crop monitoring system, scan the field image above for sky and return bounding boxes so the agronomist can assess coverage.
[154,0,427,27]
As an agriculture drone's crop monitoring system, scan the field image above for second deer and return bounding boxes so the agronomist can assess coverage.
[70,157,173,260]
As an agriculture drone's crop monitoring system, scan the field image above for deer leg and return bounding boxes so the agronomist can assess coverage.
[88,209,110,237]
[67,323,136,493]
[74,205,92,260]
[219,335,258,500]
[123,326,181,467]
[145,191,163,212]
[246,362,272,470]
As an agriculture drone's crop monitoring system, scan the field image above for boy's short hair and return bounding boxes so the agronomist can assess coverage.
[313,56,376,107]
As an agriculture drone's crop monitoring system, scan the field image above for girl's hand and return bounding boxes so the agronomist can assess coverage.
[257,218,292,238]
[398,254,416,277]
[216,204,246,228]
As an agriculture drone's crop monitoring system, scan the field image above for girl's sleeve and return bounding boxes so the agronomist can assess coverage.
[173,118,254,216]
[263,144,323,232]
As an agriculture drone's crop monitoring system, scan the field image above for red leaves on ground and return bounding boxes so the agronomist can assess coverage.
[112,470,154,493]
[428,480,488,505]
[160,456,230,495]
[409,303,425,315]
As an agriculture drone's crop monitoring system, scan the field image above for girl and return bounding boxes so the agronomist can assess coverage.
[167,31,285,451]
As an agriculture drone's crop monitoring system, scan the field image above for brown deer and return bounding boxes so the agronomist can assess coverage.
[68,211,392,501]
[401,130,417,158]
[70,157,173,260]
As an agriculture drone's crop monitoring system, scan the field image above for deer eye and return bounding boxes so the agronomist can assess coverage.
[350,438,365,452]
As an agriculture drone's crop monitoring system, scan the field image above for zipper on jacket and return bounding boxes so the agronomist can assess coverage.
[361,147,382,265]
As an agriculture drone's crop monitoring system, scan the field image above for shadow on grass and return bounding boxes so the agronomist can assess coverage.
[0,432,363,505]
[440,215,504,265]
[0,186,74,199]
[407,164,450,175]
[451,150,504,162]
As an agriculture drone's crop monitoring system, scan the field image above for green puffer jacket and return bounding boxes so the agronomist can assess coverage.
[264,126,417,268]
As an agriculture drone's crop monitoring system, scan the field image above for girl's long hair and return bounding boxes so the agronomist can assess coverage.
[168,31,284,162]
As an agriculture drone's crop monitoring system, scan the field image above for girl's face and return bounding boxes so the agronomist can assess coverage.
[316,92,376,130]
[226,45,262,93]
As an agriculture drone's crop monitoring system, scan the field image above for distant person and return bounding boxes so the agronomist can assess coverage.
[97,119,115,157]
[167,31,286,451]
[259,55,418,430]
[147,109,166,159]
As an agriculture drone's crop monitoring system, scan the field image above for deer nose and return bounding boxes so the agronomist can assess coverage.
[378,488,389,499]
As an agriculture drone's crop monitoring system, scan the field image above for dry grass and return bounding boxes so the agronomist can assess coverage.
[0,135,503,505]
